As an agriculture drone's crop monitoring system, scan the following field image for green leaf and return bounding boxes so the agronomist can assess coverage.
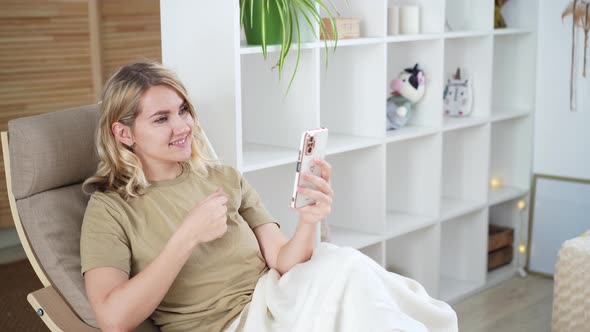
[295,3,317,40]
[297,0,321,38]
[275,0,290,79]
[250,0,255,29]
[240,0,246,28]
[314,0,339,48]
[285,3,302,94]
[298,0,338,73]
[261,0,267,59]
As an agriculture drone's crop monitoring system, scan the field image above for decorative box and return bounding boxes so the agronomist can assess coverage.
[487,224,514,271]
[488,224,514,252]
[320,17,360,40]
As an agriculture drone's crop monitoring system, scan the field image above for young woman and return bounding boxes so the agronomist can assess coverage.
[81,62,334,332]
[81,62,457,332]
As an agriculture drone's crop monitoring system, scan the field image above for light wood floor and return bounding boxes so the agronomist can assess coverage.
[453,275,554,332]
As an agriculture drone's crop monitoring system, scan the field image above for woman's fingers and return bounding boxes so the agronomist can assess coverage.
[292,159,334,223]
[302,173,334,197]
[313,158,332,183]
[297,186,332,206]
[297,203,330,214]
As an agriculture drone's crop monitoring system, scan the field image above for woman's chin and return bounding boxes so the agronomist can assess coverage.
[178,150,193,162]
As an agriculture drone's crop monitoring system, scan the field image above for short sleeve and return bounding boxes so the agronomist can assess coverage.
[80,193,131,276]
[237,171,280,230]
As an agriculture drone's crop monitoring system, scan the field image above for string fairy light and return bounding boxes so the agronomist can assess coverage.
[490,177,502,189]
[516,198,528,277]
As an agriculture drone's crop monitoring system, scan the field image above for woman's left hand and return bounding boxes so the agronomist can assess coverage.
[290,158,334,225]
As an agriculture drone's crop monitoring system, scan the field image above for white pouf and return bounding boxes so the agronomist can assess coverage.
[552,231,590,332]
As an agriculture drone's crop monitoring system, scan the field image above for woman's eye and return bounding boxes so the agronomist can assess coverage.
[179,106,188,115]
[155,117,167,123]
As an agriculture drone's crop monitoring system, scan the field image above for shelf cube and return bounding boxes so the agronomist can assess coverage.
[445,0,493,32]
[490,116,533,192]
[321,44,386,138]
[385,224,441,296]
[492,34,536,114]
[444,36,493,119]
[386,134,441,221]
[387,39,444,129]
[441,124,490,220]
[439,208,487,302]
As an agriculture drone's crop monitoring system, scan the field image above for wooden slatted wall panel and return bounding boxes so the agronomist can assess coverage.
[0,0,94,228]
[0,0,161,228]
[100,0,161,81]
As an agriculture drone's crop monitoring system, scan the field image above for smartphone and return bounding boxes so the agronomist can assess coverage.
[290,128,329,208]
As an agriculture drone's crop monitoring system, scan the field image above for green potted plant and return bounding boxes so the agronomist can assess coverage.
[240,0,340,91]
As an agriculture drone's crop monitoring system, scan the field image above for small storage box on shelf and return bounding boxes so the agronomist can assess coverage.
[488,245,513,271]
[487,224,514,271]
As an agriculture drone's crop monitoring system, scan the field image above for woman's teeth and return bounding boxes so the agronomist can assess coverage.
[170,136,187,145]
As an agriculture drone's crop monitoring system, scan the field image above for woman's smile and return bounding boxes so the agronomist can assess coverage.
[169,133,191,148]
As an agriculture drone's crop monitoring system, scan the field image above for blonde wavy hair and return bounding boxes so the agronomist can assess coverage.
[83,62,216,200]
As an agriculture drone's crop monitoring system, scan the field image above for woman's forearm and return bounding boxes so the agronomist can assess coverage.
[275,220,317,275]
[98,232,195,331]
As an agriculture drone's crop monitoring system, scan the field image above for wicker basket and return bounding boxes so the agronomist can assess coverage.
[320,17,360,40]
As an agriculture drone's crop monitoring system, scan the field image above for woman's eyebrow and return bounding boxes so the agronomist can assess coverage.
[150,110,170,118]
[149,102,187,118]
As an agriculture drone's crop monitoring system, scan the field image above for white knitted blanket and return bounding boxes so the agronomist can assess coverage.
[241,243,458,332]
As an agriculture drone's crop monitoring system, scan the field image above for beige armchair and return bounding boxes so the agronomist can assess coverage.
[2,105,216,332]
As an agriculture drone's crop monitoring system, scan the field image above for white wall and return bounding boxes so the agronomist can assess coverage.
[534,0,590,180]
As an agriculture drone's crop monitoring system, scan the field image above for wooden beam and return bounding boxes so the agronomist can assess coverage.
[88,0,102,98]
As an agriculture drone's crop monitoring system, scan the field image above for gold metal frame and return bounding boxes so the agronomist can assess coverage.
[526,173,590,278]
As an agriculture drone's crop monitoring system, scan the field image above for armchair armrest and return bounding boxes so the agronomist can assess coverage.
[27,286,99,332]
[28,286,160,332]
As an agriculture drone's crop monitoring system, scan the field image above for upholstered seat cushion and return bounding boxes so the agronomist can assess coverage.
[17,184,97,326]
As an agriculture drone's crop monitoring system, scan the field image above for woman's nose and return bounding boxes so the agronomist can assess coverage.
[171,115,190,134]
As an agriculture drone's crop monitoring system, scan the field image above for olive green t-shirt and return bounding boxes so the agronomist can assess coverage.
[80,164,279,332]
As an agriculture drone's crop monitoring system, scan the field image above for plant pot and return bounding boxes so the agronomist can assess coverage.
[242,0,286,45]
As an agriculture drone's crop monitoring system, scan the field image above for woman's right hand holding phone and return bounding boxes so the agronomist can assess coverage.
[176,187,229,248]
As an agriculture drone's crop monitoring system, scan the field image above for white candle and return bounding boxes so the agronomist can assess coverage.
[388,6,400,36]
[400,5,420,35]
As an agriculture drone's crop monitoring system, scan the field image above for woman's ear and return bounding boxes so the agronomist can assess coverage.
[112,122,134,148]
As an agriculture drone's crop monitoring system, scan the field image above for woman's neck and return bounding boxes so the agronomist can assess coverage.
[143,162,183,182]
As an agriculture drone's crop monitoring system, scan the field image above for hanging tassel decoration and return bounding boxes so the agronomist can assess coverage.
[571,0,578,111]
[584,2,589,77]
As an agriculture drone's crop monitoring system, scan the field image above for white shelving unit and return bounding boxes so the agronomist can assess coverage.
[160,0,538,304]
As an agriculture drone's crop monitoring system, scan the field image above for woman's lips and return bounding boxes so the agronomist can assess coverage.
[169,134,190,147]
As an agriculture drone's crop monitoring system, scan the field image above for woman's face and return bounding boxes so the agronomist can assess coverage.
[130,85,194,173]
